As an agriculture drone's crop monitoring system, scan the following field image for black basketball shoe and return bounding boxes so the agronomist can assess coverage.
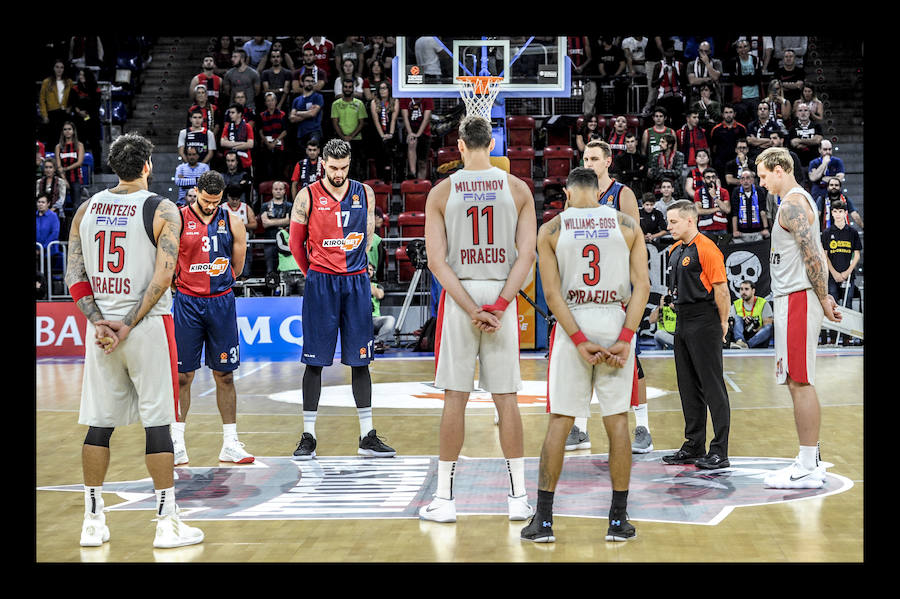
[358,429,396,457]
[292,433,317,460]
[606,513,636,542]
[520,515,555,543]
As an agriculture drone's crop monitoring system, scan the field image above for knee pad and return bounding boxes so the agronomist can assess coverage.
[84,426,114,448]
[145,425,174,455]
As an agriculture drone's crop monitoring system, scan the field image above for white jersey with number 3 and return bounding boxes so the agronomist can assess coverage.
[79,188,172,320]
[556,204,631,311]
[770,185,819,297]
[445,166,518,281]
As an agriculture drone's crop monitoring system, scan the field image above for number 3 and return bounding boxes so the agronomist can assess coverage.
[582,244,600,286]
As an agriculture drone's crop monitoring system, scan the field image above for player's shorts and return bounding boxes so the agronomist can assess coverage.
[546,304,636,418]
[79,314,179,428]
[774,288,824,385]
[173,290,240,373]
[434,279,521,394]
[301,269,373,367]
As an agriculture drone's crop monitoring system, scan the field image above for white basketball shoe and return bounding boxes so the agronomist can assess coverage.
[80,511,110,547]
[219,439,255,464]
[764,457,827,489]
[507,494,535,521]
[419,496,457,523]
[154,507,205,548]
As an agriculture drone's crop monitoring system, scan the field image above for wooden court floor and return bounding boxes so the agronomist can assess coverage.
[35,349,864,563]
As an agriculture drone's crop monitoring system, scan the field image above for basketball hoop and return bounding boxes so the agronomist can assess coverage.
[456,76,503,121]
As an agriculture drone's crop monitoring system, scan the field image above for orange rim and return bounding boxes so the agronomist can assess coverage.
[456,76,503,95]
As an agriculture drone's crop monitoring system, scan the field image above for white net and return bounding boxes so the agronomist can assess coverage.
[457,76,503,121]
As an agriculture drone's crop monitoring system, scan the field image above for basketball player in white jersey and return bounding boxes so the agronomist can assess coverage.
[521,167,649,543]
[755,146,842,489]
[67,133,204,549]
[419,115,537,523]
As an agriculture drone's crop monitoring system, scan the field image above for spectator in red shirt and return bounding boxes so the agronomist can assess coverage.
[400,97,434,180]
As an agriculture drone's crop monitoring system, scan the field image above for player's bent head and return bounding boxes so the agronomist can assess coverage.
[323,138,352,162]
[458,116,494,151]
[108,133,154,182]
[566,166,600,191]
[755,146,794,175]
[196,170,226,197]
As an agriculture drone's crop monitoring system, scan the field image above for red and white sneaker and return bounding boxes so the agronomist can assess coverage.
[219,439,255,464]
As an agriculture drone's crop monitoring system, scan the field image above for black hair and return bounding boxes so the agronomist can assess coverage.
[108,133,154,182]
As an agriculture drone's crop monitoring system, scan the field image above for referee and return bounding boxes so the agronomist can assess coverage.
[661,200,732,470]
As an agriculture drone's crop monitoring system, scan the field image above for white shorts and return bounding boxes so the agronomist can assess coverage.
[79,314,180,428]
[774,288,824,385]
[546,305,636,418]
[433,279,522,394]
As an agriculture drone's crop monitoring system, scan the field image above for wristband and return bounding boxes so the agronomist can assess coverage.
[570,330,588,346]
[481,296,510,313]
[617,327,635,343]
[69,281,93,303]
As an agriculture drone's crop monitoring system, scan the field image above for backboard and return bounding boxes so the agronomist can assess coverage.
[393,36,571,99]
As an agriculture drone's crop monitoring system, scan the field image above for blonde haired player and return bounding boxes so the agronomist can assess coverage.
[755,146,842,488]
[520,166,649,543]
[420,115,537,523]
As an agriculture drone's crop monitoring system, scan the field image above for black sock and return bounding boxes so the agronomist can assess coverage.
[536,489,554,524]
[610,489,628,520]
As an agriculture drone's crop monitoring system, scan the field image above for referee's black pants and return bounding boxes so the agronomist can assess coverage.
[673,302,731,458]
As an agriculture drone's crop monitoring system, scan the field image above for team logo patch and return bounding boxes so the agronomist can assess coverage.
[682,256,691,267]
[188,220,197,230]
[319,197,329,205]
[323,232,364,251]
[189,256,230,276]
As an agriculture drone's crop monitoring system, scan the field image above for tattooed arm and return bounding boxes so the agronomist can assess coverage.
[65,200,104,325]
[779,193,842,321]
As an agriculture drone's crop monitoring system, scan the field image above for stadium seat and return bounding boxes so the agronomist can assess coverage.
[400,179,432,212]
[519,176,535,195]
[398,211,425,238]
[626,115,641,135]
[258,180,274,204]
[542,207,562,224]
[395,245,416,283]
[364,179,392,215]
[545,121,572,146]
[543,145,575,178]
[507,146,535,180]
[81,152,93,186]
[436,146,461,173]
[506,115,535,147]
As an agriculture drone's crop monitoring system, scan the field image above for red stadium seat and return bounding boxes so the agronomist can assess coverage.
[395,245,416,283]
[626,115,641,135]
[364,179,392,215]
[542,207,562,224]
[519,176,535,195]
[545,121,572,146]
[398,211,425,238]
[507,146,535,180]
[258,180,274,203]
[506,115,535,147]
[436,146,461,169]
[400,179,432,212]
[543,145,575,178]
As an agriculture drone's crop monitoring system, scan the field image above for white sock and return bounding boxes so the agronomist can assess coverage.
[574,417,588,432]
[798,445,819,470]
[633,403,649,430]
[223,423,237,443]
[84,485,104,515]
[506,457,526,497]
[437,460,456,500]
[171,421,186,443]
[357,407,373,438]
[303,411,317,438]
[155,487,176,517]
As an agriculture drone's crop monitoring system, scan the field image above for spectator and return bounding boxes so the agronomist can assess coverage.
[290,139,325,199]
[691,82,722,134]
[242,36,272,70]
[290,72,325,150]
[188,84,221,139]
[568,36,595,115]
[331,78,369,181]
[684,147,712,200]
[335,36,366,78]
[687,41,722,102]
[178,109,217,165]
[764,79,793,123]
[595,37,629,115]
[729,39,763,125]
[294,47,328,95]
[621,35,648,82]
[257,40,295,73]
[67,35,104,71]
[369,80,399,182]
[35,193,62,272]
[36,158,68,217]
[746,100,787,162]
[220,103,255,176]
[70,68,102,166]
[257,91,289,183]
[649,294,677,349]
[414,35,445,82]
[363,58,391,104]
[729,281,774,349]
[232,90,257,127]
[787,102,823,166]
[773,49,806,106]
[276,224,305,295]
[808,139,845,201]
[793,81,824,123]
[222,184,258,237]
[639,193,669,248]
[605,115,629,160]
[303,36,335,82]
[220,150,253,207]
[260,180,292,275]
[260,48,292,112]
[611,133,648,197]
[820,200,862,328]
[641,106,676,164]
[400,96,434,180]
[709,104,748,180]
[367,206,388,283]
[733,35,774,72]
[174,146,210,206]
[730,170,770,243]
[189,55,223,108]
[693,167,731,246]
[212,36,236,76]
[639,36,666,116]
[368,261,394,353]
[364,35,396,78]
[223,49,261,111]
[333,58,365,99]
[649,39,689,128]
[676,109,709,168]
[725,138,754,187]
[817,176,864,231]
[283,36,307,68]
[38,60,73,147]
[774,36,808,67]
[575,113,602,156]
[55,121,85,217]
[36,140,46,175]
[654,178,679,215]
[648,132,684,197]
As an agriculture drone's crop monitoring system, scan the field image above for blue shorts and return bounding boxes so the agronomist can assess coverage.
[301,269,373,367]
[173,290,240,373]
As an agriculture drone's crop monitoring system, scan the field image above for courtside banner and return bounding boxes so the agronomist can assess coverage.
[36,297,312,361]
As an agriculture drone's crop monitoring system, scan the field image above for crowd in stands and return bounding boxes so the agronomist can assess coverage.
[34,34,862,346]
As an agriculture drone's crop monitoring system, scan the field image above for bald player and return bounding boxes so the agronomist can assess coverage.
[755,146,842,488]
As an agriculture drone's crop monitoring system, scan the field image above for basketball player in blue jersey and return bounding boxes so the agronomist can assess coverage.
[171,170,254,466]
[287,138,396,460]
[581,139,654,455]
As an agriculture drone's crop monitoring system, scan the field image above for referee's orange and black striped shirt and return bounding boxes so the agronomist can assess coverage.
[667,232,727,305]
